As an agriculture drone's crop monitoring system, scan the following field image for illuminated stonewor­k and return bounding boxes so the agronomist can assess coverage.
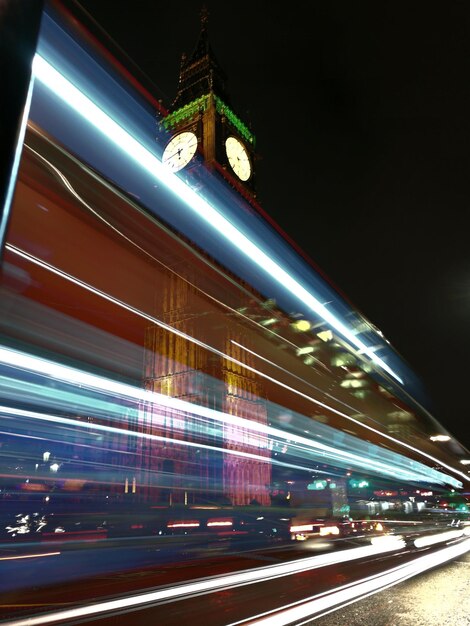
[222,337,271,506]
[162,6,257,195]
[143,269,271,506]
[142,9,270,506]
[142,269,221,505]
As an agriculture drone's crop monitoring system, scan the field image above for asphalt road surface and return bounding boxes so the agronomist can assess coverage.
[313,551,470,626]
[2,537,469,625]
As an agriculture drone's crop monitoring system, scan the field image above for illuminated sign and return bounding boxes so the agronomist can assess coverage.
[350,479,369,488]
[307,480,327,490]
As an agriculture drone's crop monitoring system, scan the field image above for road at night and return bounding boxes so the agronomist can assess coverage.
[1,5,470,626]
[2,538,469,626]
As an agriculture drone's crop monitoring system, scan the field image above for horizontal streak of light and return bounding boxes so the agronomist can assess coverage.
[5,245,330,437]
[167,522,200,529]
[0,368,126,419]
[0,405,319,478]
[0,424,144,466]
[228,538,470,626]
[413,529,463,548]
[364,519,422,525]
[2,538,407,626]
[5,242,464,484]
[31,53,402,385]
[0,552,60,561]
[0,405,293,471]
[290,525,317,533]
[0,343,439,483]
[370,535,405,548]
[231,341,469,485]
[21,52,464,482]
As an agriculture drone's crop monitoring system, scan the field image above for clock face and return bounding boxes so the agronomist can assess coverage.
[225,136,252,181]
[162,131,198,172]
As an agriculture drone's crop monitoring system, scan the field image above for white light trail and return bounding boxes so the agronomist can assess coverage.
[32,53,402,384]
[6,243,466,484]
[0,404,304,473]
[0,345,448,483]
[227,538,470,626]
[291,525,317,533]
[370,535,405,548]
[1,537,407,626]
[5,535,470,626]
[413,529,463,548]
[1,54,464,494]
[0,552,60,561]
[232,340,469,485]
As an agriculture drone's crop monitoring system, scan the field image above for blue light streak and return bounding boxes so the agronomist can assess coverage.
[31,53,403,386]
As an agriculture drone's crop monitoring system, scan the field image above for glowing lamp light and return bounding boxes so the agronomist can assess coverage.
[296,346,314,356]
[319,525,340,537]
[290,524,315,533]
[260,318,277,327]
[292,320,311,332]
[167,521,200,529]
[207,519,233,527]
[49,463,60,472]
[430,435,451,442]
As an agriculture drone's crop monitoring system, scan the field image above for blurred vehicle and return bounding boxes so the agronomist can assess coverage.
[290,516,386,542]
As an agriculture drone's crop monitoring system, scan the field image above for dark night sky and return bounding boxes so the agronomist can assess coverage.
[76,1,470,450]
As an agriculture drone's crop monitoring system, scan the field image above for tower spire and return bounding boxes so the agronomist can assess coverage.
[171,6,229,110]
[162,5,256,195]
[200,4,209,31]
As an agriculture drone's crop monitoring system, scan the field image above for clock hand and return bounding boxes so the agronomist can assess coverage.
[165,147,184,161]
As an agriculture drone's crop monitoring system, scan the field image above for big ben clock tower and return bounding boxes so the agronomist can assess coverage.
[142,9,271,508]
[161,7,257,196]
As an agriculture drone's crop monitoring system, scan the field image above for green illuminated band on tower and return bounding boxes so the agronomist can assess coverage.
[214,95,255,146]
[162,95,256,147]
[162,95,209,129]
